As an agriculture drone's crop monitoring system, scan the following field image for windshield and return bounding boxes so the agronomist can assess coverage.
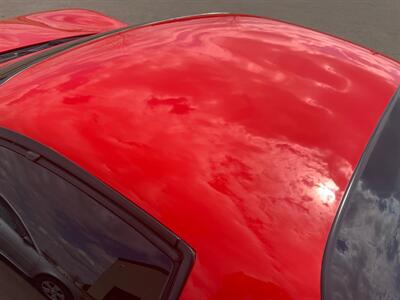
[323,88,400,300]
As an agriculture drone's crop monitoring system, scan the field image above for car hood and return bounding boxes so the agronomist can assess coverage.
[0,9,126,54]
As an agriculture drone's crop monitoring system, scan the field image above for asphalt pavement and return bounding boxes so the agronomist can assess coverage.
[0,0,399,60]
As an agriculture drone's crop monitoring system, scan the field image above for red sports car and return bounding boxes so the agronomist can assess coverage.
[0,9,399,300]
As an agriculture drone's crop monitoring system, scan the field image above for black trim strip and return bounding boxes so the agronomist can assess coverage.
[0,127,195,300]
[321,87,400,299]
[0,35,92,64]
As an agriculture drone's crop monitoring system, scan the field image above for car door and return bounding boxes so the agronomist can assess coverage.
[0,195,39,276]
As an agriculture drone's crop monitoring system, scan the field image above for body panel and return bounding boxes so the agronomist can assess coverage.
[0,9,126,54]
[0,14,400,299]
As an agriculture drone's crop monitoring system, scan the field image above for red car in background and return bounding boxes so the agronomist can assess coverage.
[0,8,400,300]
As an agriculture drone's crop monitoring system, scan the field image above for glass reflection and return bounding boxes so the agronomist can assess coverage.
[0,147,172,300]
[325,100,400,299]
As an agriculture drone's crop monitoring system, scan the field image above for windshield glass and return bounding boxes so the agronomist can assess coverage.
[323,88,400,300]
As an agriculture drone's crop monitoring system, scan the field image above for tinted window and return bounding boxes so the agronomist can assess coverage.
[323,90,400,300]
[0,146,173,300]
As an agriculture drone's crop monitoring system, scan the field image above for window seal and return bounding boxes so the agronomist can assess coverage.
[321,86,400,300]
[0,127,195,300]
[0,34,92,64]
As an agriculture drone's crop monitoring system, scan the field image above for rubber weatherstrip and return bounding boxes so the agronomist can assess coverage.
[0,34,92,64]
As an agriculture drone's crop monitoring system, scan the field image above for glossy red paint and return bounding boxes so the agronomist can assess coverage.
[0,9,126,53]
[0,14,400,299]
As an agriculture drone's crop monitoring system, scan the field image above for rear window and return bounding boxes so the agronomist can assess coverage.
[323,88,400,299]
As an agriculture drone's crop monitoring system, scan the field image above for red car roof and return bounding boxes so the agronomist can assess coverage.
[0,14,399,299]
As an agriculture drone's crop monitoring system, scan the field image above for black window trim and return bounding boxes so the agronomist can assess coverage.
[0,127,195,300]
[321,86,400,299]
[0,34,93,65]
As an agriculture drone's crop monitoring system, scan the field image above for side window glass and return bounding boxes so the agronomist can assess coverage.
[0,146,175,300]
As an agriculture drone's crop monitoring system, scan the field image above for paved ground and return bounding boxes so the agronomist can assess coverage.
[0,0,399,60]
